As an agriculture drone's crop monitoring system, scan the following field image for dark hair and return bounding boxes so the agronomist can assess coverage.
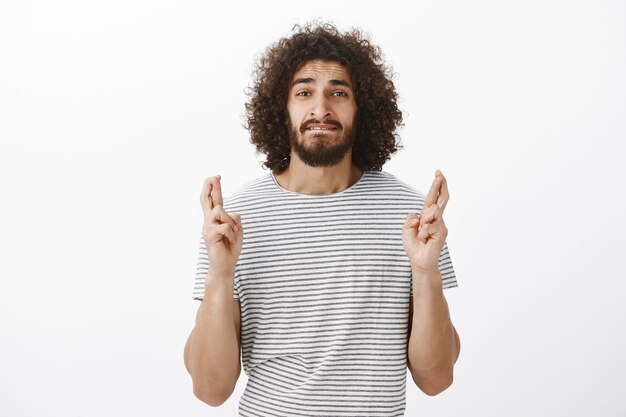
[244,21,404,174]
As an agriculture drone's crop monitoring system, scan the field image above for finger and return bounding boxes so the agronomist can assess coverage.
[418,221,447,243]
[232,213,243,231]
[200,177,214,213]
[417,222,431,243]
[203,221,234,244]
[404,212,420,229]
[216,223,235,243]
[230,213,241,232]
[419,204,441,225]
[436,171,449,212]
[424,173,443,208]
[212,205,238,232]
[210,175,223,208]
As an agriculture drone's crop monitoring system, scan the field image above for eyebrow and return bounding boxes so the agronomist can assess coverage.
[292,77,352,89]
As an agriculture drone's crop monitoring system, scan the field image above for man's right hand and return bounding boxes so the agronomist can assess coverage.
[200,175,243,278]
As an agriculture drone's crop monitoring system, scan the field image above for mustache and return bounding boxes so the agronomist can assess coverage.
[299,119,342,133]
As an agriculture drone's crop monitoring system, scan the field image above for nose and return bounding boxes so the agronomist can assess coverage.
[310,95,331,119]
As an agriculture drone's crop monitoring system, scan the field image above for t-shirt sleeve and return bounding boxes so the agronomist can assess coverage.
[192,234,240,301]
[410,240,458,296]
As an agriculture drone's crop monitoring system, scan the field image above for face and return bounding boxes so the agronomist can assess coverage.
[286,59,357,167]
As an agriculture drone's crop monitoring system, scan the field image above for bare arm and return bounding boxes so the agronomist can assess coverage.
[184,272,242,406]
[402,171,460,396]
[185,175,244,406]
[407,269,460,396]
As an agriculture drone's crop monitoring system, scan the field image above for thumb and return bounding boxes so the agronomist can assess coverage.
[404,212,420,229]
[232,213,242,228]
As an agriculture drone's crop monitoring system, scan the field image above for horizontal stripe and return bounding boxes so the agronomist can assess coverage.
[192,170,458,415]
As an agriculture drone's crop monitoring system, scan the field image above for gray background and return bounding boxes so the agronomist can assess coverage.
[1,0,625,415]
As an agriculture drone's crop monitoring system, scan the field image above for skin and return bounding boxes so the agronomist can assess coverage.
[276,60,461,394]
[402,171,461,395]
[274,59,364,195]
[186,59,461,403]
[183,174,242,406]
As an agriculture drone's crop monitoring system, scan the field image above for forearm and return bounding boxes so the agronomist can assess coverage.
[184,273,240,405]
[407,268,459,393]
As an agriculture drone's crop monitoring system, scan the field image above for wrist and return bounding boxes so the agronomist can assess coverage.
[204,270,234,294]
[411,264,440,278]
[207,267,235,281]
[411,266,442,286]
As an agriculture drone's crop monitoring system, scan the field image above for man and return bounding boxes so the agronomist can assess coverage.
[184,22,460,416]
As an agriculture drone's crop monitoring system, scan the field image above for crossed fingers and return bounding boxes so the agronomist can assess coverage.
[200,174,238,232]
[201,174,222,211]
[423,170,449,213]
[415,170,449,243]
[418,170,449,223]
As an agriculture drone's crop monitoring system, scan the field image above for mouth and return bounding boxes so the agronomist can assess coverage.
[304,124,340,132]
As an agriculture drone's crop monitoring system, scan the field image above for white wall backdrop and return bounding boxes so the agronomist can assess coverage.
[1,0,625,415]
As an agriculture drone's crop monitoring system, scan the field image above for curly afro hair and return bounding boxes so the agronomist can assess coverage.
[244,21,404,174]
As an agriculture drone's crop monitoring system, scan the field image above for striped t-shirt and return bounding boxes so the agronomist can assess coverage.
[193,169,457,416]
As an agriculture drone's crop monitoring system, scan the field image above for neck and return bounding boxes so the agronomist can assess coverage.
[274,154,364,195]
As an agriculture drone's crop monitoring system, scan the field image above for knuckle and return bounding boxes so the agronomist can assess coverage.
[217,224,228,234]
[208,210,220,222]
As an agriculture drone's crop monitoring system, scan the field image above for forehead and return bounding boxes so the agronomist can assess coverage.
[290,60,352,85]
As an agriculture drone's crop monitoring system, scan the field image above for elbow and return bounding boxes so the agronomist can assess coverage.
[410,365,454,397]
[184,356,226,405]
[418,374,453,396]
[190,365,240,407]
[184,337,240,407]
[189,366,239,408]
[193,382,232,407]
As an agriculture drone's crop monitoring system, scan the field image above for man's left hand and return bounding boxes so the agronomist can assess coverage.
[402,170,450,274]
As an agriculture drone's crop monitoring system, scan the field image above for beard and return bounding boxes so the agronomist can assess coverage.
[288,117,356,167]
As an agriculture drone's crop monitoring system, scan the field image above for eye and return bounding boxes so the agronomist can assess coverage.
[296,91,310,96]
[333,91,348,97]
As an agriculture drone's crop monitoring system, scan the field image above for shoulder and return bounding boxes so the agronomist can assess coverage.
[364,170,428,200]
[222,172,276,211]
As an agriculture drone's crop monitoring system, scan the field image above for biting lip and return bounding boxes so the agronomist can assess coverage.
[306,124,338,130]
